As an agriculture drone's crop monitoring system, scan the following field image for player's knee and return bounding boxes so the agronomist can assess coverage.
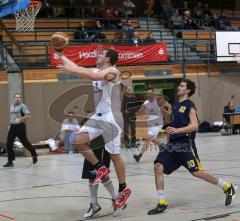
[110,153,121,162]
[154,162,164,174]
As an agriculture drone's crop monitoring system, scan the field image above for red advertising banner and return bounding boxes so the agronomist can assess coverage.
[50,43,167,67]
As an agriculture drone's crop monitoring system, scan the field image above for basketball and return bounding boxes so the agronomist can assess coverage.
[51,32,69,51]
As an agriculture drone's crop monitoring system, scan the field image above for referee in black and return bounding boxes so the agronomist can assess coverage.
[3,93,38,167]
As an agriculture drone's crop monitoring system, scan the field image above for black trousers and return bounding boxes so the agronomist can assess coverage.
[123,115,136,144]
[7,123,36,162]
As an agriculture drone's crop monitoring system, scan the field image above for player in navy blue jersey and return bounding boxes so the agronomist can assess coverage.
[148,79,237,215]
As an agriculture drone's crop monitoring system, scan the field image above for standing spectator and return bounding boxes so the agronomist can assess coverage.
[131,31,143,46]
[122,19,135,39]
[144,32,156,44]
[122,86,138,148]
[60,111,80,154]
[3,93,38,167]
[123,0,136,17]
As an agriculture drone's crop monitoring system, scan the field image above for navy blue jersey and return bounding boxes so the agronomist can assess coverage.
[169,99,197,143]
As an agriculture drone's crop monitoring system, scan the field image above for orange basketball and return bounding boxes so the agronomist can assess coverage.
[51,32,69,51]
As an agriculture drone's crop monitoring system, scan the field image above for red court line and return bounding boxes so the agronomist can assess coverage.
[0,213,16,221]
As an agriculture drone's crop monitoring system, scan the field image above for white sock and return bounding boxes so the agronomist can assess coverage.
[89,183,99,205]
[156,189,165,200]
[217,179,228,189]
[102,179,118,201]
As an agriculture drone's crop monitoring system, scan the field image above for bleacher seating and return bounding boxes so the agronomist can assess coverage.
[1,18,140,30]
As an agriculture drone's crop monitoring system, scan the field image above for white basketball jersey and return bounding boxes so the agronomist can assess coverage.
[92,67,121,114]
[143,98,163,127]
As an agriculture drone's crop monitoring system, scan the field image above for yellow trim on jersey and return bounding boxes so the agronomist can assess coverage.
[190,146,204,171]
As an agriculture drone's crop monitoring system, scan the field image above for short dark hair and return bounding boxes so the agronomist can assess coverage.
[181,79,196,97]
[146,87,154,92]
[105,49,118,65]
[68,111,74,115]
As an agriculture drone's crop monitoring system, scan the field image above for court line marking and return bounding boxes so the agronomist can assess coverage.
[0,213,16,221]
[190,210,240,221]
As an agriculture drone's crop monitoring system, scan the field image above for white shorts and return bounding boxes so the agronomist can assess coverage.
[148,126,162,138]
[79,112,123,154]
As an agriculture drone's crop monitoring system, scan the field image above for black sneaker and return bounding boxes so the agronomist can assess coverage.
[224,183,237,206]
[3,161,14,168]
[83,203,101,219]
[133,154,140,163]
[148,199,168,215]
[32,155,38,164]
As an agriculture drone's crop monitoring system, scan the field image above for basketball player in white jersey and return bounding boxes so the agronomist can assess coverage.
[134,87,171,162]
[56,49,131,209]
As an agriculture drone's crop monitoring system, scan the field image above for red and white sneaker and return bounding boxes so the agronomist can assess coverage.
[114,187,131,209]
[92,166,110,186]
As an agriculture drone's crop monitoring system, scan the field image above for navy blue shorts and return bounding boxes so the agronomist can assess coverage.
[154,140,203,175]
[82,135,111,180]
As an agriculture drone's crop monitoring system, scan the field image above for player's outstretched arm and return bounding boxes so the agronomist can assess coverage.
[56,52,118,81]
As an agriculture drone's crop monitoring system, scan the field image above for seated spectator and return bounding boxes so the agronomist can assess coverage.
[211,12,219,29]
[144,32,156,44]
[91,20,106,41]
[97,0,108,17]
[82,0,96,18]
[122,19,135,39]
[110,9,123,29]
[65,0,78,18]
[103,8,115,29]
[131,31,143,46]
[193,10,204,29]
[182,10,195,29]
[203,14,212,29]
[74,22,91,42]
[123,0,136,17]
[60,111,80,154]
[170,9,184,30]
[218,11,238,31]
[163,0,173,20]
[116,33,131,44]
